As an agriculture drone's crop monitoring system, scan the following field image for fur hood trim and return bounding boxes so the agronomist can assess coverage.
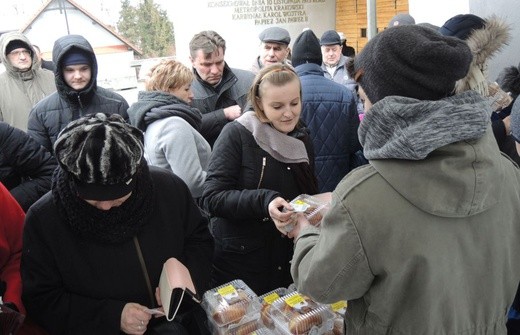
[455,15,511,96]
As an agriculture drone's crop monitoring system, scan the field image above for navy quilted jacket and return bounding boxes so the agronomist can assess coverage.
[296,63,361,192]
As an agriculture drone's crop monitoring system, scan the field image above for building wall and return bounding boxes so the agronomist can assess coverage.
[24,1,138,90]
[335,0,518,84]
[166,0,337,71]
[335,0,409,54]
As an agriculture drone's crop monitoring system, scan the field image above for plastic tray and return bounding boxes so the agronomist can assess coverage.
[201,279,261,328]
[269,291,335,335]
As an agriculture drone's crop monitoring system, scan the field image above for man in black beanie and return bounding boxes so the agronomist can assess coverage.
[291,29,361,192]
[0,32,56,131]
[27,34,129,155]
[290,25,520,334]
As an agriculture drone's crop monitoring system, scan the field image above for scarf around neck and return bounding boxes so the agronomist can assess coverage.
[236,111,309,164]
[359,90,491,160]
[51,161,154,245]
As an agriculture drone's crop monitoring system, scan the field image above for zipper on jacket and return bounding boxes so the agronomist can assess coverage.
[257,157,266,189]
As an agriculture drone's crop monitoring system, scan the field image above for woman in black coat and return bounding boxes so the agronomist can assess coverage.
[201,64,318,295]
[21,114,213,335]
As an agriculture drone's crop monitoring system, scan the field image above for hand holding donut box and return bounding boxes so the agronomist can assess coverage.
[283,194,331,233]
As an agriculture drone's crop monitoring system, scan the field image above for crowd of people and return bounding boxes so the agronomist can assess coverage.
[0,10,520,335]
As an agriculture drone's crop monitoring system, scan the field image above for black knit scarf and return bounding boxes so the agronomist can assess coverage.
[51,162,154,245]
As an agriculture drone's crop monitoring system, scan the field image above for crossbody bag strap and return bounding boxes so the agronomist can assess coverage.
[133,236,155,307]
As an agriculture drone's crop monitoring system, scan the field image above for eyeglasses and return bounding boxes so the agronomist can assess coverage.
[8,50,30,57]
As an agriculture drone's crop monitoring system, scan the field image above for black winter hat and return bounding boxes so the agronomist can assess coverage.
[496,63,520,99]
[54,113,144,200]
[6,40,31,55]
[291,30,322,67]
[320,30,342,46]
[350,25,473,104]
[438,14,486,40]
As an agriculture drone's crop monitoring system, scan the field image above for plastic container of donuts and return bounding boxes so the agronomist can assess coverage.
[327,300,347,335]
[258,287,291,329]
[283,194,330,232]
[269,291,335,335]
[202,279,261,330]
[209,316,271,335]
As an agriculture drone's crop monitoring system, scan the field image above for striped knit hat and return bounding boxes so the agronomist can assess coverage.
[54,113,144,200]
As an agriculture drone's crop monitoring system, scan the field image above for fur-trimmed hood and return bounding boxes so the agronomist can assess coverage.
[455,15,511,96]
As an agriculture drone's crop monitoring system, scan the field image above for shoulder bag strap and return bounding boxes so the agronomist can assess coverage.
[133,236,155,307]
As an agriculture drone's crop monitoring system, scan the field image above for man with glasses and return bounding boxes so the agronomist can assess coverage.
[0,32,55,131]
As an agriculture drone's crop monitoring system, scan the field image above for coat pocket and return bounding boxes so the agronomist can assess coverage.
[221,236,265,255]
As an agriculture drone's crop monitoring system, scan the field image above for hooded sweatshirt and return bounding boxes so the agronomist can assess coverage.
[27,35,129,153]
[0,32,56,131]
[291,91,520,334]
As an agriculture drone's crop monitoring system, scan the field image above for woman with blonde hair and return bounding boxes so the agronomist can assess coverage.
[201,64,318,294]
[128,59,211,199]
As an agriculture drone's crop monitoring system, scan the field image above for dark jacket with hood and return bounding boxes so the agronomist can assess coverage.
[27,35,129,154]
[0,121,56,211]
[191,63,255,147]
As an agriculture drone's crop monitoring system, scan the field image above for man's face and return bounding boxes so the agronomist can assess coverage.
[190,47,225,86]
[260,42,289,68]
[63,64,92,91]
[7,48,32,72]
[321,44,342,66]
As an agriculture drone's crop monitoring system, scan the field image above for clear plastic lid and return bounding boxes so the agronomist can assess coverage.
[201,279,260,328]
[270,291,335,335]
[258,287,290,329]
[284,194,329,232]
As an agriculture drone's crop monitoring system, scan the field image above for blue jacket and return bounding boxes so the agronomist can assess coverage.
[296,63,361,192]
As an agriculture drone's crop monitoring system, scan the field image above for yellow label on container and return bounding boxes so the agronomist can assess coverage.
[285,293,305,307]
[217,284,237,297]
[263,292,280,305]
[331,300,347,312]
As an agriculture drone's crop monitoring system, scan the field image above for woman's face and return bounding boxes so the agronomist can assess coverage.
[83,192,132,211]
[259,78,301,134]
[170,82,194,104]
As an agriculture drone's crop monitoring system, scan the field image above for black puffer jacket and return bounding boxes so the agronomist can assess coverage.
[0,121,56,211]
[201,120,316,295]
[27,34,129,154]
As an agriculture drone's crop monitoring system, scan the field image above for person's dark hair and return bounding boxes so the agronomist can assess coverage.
[496,63,520,99]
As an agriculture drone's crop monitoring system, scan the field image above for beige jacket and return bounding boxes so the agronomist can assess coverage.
[0,32,55,131]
